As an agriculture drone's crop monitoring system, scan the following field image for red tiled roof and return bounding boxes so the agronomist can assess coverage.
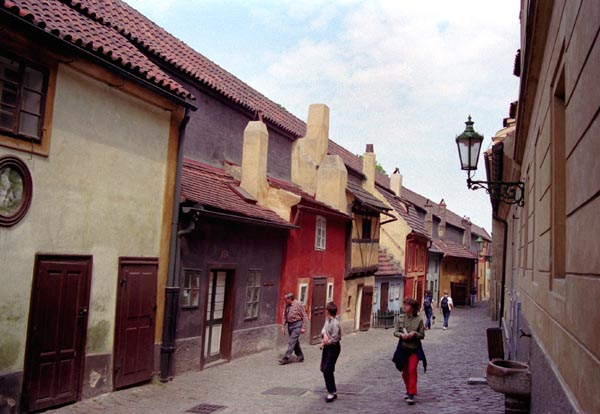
[346,180,390,211]
[375,249,403,276]
[181,159,291,227]
[432,239,476,260]
[1,0,191,99]
[65,0,306,137]
[379,187,428,238]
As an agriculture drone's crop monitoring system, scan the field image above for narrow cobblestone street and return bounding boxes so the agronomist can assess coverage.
[48,303,503,414]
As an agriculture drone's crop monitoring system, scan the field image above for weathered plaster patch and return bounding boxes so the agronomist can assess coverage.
[86,320,110,353]
[0,336,20,370]
[88,368,106,388]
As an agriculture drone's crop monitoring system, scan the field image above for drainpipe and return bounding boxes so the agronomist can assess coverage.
[493,214,508,330]
[160,107,190,382]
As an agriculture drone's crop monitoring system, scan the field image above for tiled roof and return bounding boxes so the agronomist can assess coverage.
[268,177,350,218]
[346,180,390,211]
[1,0,191,99]
[328,140,365,177]
[66,0,306,137]
[375,249,403,276]
[432,239,477,260]
[379,187,428,238]
[181,159,291,227]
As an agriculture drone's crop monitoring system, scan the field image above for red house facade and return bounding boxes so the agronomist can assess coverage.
[275,180,349,345]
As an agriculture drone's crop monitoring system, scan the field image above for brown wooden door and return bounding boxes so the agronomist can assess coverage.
[310,278,327,344]
[359,285,373,331]
[114,258,157,389]
[451,281,468,306]
[380,283,389,312]
[416,278,424,305]
[24,255,92,412]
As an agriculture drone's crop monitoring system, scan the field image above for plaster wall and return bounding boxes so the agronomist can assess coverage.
[504,1,600,412]
[0,64,171,374]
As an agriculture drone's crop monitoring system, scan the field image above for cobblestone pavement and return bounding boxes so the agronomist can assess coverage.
[47,302,503,414]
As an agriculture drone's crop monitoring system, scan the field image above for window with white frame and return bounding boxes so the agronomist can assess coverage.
[327,282,334,303]
[181,268,201,308]
[244,270,261,320]
[315,215,326,250]
[298,283,309,305]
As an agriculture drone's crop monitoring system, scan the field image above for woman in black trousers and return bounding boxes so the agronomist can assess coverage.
[320,302,341,403]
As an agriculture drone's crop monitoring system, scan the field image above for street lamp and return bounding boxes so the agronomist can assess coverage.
[455,116,525,207]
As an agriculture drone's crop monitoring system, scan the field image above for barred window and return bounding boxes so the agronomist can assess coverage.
[181,269,201,308]
[0,53,48,142]
[245,270,261,320]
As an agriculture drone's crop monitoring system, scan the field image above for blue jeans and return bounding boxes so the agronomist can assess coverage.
[424,307,433,329]
[284,321,304,360]
[442,309,451,328]
[470,294,476,306]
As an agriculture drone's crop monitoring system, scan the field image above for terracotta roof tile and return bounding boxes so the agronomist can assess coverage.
[432,239,476,259]
[346,180,390,211]
[375,249,403,276]
[66,0,306,136]
[181,159,291,227]
[379,188,428,238]
[1,0,192,99]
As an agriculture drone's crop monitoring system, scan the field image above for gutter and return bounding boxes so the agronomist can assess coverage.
[160,107,190,382]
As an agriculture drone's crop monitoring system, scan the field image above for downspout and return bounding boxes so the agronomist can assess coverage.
[160,107,190,382]
[493,214,508,330]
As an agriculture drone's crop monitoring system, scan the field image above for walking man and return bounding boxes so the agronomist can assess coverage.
[470,285,477,307]
[439,290,453,330]
[279,292,308,365]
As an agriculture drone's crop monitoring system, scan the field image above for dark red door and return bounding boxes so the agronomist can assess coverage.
[24,255,92,412]
[114,258,157,389]
[380,283,389,312]
[310,278,327,344]
[359,285,373,331]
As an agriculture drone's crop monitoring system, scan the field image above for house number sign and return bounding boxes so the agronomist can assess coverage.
[0,155,33,227]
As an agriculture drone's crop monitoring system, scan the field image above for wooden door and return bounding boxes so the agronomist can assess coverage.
[203,270,233,364]
[310,278,327,344]
[380,283,389,312]
[359,285,373,331]
[416,278,424,304]
[451,281,468,306]
[114,258,157,389]
[24,255,92,412]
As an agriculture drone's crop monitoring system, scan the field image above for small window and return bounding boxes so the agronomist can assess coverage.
[389,284,395,302]
[362,216,372,240]
[298,283,309,306]
[315,215,326,250]
[181,269,201,308]
[327,282,334,303]
[395,284,400,300]
[245,270,261,320]
[373,287,378,304]
[0,53,48,143]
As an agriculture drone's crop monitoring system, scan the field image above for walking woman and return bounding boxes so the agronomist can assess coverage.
[320,302,341,403]
[393,297,426,405]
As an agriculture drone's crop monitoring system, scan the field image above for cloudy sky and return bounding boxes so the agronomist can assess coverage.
[127,0,521,232]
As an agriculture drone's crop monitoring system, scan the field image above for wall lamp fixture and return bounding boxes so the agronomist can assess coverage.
[455,116,524,207]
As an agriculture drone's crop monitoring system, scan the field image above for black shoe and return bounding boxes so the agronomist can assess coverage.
[406,395,415,405]
[296,356,304,363]
[326,394,336,403]
[278,358,290,365]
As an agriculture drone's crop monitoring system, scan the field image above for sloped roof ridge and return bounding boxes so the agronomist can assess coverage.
[67,0,306,137]
[2,0,191,99]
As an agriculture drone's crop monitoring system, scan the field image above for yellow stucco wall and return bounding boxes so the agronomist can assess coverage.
[0,63,172,372]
